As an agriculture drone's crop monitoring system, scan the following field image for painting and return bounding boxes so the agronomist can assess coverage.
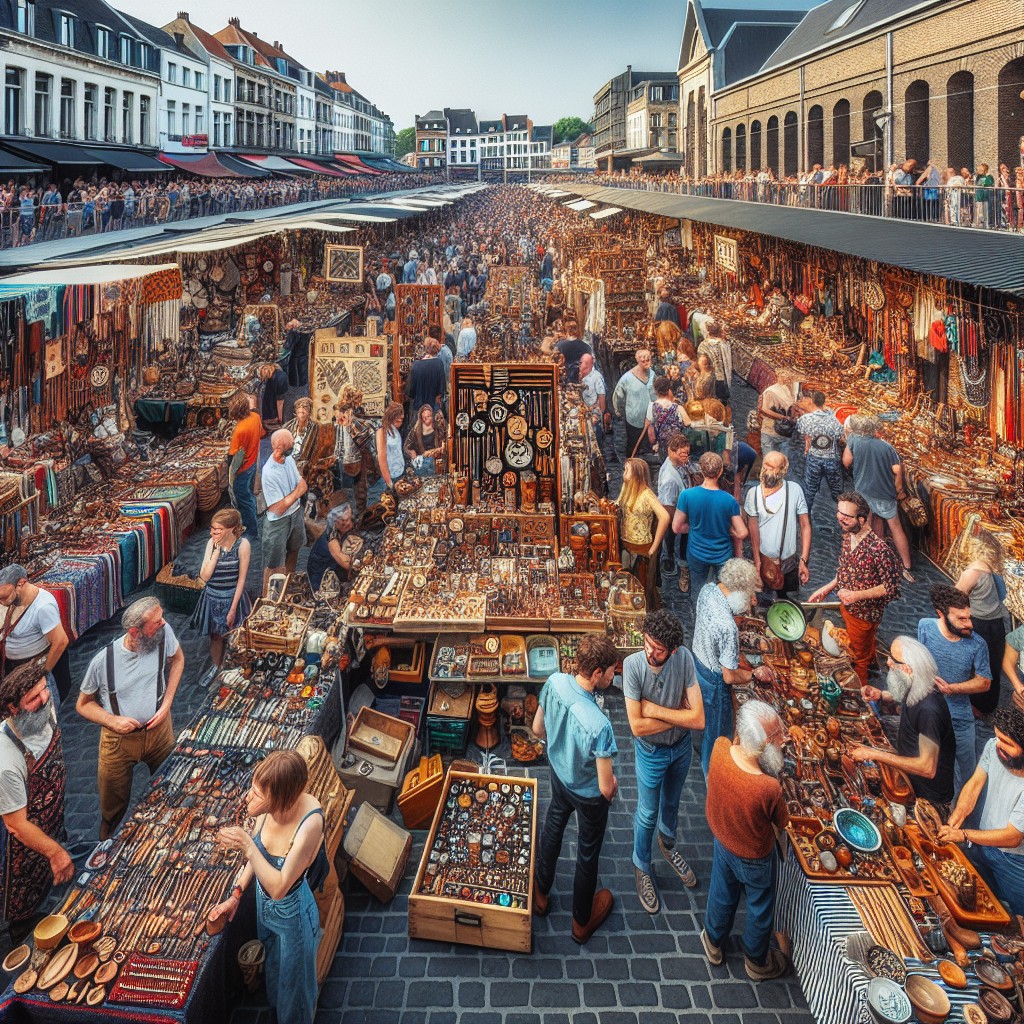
[324,244,364,284]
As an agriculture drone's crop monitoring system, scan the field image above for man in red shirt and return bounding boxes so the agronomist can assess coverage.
[702,699,790,981]
[227,392,262,542]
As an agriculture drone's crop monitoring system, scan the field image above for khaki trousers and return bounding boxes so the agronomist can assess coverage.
[97,715,175,839]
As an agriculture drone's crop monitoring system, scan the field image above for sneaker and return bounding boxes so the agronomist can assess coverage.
[700,928,724,966]
[678,565,690,593]
[658,834,697,887]
[634,867,660,914]
[744,948,791,981]
[533,884,550,917]
[572,888,613,944]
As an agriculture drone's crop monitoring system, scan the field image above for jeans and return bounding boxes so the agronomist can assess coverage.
[233,464,260,542]
[760,434,789,457]
[947,700,978,794]
[966,843,1024,916]
[695,658,732,778]
[535,771,610,925]
[804,456,843,503]
[705,838,777,965]
[631,735,693,873]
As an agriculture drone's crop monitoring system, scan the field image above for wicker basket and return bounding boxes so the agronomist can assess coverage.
[154,563,204,615]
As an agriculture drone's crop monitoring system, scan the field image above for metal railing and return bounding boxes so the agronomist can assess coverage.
[0,172,443,249]
[559,174,1024,233]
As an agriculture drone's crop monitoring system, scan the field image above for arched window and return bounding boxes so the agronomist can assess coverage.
[722,126,732,172]
[904,80,930,163]
[862,89,884,168]
[766,115,779,174]
[807,105,824,166]
[998,58,1024,170]
[750,119,762,171]
[735,123,746,171]
[946,71,974,171]
[697,87,707,177]
[832,99,850,167]
[783,111,798,175]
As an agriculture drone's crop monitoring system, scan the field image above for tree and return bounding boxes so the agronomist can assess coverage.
[552,117,594,144]
[395,127,416,159]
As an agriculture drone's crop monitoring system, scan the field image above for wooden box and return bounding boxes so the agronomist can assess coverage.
[397,754,445,830]
[343,802,412,903]
[349,706,414,764]
[409,770,537,952]
[341,708,417,813]
[426,681,474,756]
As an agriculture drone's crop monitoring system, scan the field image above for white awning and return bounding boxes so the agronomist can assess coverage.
[589,206,623,220]
[0,262,180,286]
[564,199,596,211]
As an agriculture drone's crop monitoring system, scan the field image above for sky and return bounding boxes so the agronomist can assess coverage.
[114,0,683,131]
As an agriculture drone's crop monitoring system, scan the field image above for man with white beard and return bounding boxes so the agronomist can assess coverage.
[848,635,956,815]
[0,656,73,943]
[701,699,791,981]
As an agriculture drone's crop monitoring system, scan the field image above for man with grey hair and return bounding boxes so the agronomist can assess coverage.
[850,635,956,813]
[691,558,759,777]
[77,598,184,838]
[702,699,790,981]
[0,564,70,702]
[261,428,308,575]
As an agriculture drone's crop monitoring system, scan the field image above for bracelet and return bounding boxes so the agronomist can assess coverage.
[232,885,244,900]
[961,829,968,844]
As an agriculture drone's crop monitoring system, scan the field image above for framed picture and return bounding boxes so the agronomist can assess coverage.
[324,244,364,283]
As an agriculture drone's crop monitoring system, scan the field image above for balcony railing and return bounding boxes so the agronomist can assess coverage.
[561,174,1024,234]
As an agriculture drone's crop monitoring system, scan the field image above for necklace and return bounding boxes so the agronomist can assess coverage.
[959,353,989,407]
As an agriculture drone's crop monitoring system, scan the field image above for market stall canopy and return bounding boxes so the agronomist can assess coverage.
[159,152,245,177]
[5,140,109,166]
[554,183,1024,297]
[85,147,169,173]
[289,158,347,177]
[589,206,623,220]
[0,148,49,175]
[564,199,597,211]
[215,154,273,178]
[335,154,381,175]
[0,261,181,292]
[237,155,312,175]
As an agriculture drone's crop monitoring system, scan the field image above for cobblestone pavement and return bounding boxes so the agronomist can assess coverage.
[8,373,1005,1023]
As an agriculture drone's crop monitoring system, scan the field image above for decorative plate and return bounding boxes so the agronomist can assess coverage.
[448,517,464,534]
[535,428,553,450]
[488,404,508,425]
[455,412,470,432]
[502,389,519,406]
[502,471,518,487]
[507,415,528,441]
[504,439,534,469]
[834,808,882,853]
[470,416,488,436]
[263,260,275,273]
[866,977,911,1023]
[89,365,110,388]
[765,600,807,642]
[866,945,907,985]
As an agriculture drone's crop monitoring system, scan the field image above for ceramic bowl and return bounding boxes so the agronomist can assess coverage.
[33,914,69,951]
[2,945,29,973]
[67,921,101,947]
[765,599,807,642]
[834,807,882,852]
[905,974,951,1024]
[866,976,912,1024]
[866,945,907,985]
[974,957,1013,991]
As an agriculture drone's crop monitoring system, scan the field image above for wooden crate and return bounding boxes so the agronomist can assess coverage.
[349,706,415,764]
[397,754,445,830]
[154,563,204,615]
[242,598,312,656]
[409,770,537,952]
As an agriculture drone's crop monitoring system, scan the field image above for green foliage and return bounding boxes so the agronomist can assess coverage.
[395,127,416,158]
[552,117,594,144]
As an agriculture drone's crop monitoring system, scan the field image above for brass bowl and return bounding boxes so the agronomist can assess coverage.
[33,914,69,951]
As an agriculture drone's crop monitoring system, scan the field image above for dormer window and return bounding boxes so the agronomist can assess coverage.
[16,0,34,34]
[119,35,133,64]
[95,26,111,57]
[827,1,863,32]
[59,13,74,47]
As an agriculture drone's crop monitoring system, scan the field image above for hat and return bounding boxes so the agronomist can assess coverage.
[409,249,419,260]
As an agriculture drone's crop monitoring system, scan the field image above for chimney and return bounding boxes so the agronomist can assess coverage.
[273,40,280,49]
[228,17,240,27]
[177,11,189,21]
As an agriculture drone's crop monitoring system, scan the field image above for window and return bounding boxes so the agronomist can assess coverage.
[213,74,221,102]
[59,13,74,47]
[5,69,22,135]
[122,91,132,142]
[195,72,203,92]
[33,72,51,136]
[103,86,115,140]
[223,112,231,146]
[139,95,150,145]
[96,26,112,58]
[827,0,863,32]
[167,99,176,136]
[182,102,190,135]
[213,110,222,147]
[59,78,74,137]
[84,83,97,139]
[16,0,34,34]
[182,67,190,89]
[119,36,132,64]
[194,106,203,133]
[167,62,177,84]
[223,79,230,103]
[651,86,663,102]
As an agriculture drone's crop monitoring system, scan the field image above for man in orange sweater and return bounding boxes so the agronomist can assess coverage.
[701,699,791,981]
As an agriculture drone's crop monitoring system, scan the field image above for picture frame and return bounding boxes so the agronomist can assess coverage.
[324,244,364,284]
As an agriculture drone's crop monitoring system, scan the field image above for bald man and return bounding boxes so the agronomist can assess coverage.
[261,428,307,573]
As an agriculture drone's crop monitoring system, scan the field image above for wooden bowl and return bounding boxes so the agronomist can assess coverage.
[33,914,69,950]
[67,921,101,947]
[2,944,30,973]
[906,975,951,1024]
[937,959,968,989]
[978,986,1015,1024]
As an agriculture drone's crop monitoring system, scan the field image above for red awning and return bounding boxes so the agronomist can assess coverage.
[159,152,244,177]
[290,158,347,177]
[335,154,381,175]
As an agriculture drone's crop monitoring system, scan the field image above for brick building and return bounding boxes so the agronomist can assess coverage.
[708,0,1024,177]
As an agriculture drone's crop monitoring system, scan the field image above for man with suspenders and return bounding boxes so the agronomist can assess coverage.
[77,598,185,839]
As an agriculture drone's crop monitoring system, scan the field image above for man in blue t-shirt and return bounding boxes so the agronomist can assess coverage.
[672,452,747,600]
[532,634,619,945]
[918,584,991,793]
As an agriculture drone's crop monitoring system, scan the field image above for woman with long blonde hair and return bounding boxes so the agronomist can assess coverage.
[617,458,671,610]
[956,528,1006,715]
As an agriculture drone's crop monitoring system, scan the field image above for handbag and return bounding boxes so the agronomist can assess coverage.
[898,491,928,528]
[758,483,790,592]
[774,417,797,438]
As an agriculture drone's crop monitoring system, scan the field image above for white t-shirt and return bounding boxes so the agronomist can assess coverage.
[262,455,302,521]
[80,623,180,725]
[580,369,606,409]
[743,481,808,561]
[761,382,797,438]
[1,588,62,659]
[0,716,55,814]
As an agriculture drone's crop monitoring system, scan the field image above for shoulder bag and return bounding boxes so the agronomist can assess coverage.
[758,483,790,592]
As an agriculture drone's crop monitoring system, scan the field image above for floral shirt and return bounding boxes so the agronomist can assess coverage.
[837,530,901,623]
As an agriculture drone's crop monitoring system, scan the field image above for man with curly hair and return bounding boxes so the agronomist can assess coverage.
[622,610,705,915]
